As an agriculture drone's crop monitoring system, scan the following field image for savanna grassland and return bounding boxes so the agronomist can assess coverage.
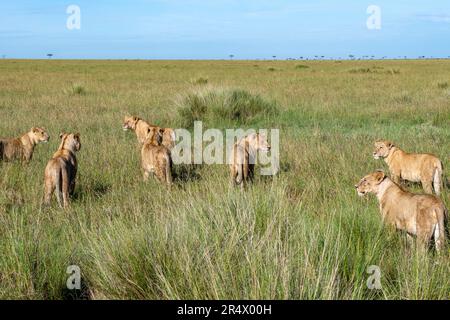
[0,59,449,300]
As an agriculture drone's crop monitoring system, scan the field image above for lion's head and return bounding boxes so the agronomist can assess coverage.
[59,133,81,152]
[122,116,140,131]
[145,126,163,146]
[247,133,271,152]
[355,170,386,196]
[30,127,50,144]
[373,140,394,159]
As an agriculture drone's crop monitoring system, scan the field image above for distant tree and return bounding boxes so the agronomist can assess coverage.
[47,53,53,59]
[229,54,234,60]
[272,55,276,60]
[349,54,355,60]
[1,54,5,59]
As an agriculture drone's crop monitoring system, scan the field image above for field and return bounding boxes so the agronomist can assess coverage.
[0,59,449,299]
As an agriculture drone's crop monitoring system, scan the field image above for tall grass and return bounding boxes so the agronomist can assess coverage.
[0,59,449,299]
[176,88,279,127]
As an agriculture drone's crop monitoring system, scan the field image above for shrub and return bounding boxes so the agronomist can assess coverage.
[267,67,276,72]
[295,64,310,70]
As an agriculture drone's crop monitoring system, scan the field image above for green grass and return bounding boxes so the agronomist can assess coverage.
[0,59,449,300]
[176,88,279,128]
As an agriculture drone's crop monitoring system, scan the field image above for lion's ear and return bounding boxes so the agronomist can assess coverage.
[387,141,394,148]
[31,127,37,133]
[74,133,80,140]
[374,170,386,183]
[59,132,65,139]
[133,116,138,122]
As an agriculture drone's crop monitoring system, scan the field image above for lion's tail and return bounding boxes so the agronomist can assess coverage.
[55,168,63,207]
[0,140,4,161]
[433,205,448,252]
[165,153,173,186]
[433,160,444,195]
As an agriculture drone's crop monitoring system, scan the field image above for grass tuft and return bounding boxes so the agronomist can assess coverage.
[438,82,449,89]
[295,64,310,70]
[68,83,87,95]
[191,77,208,85]
[177,88,279,127]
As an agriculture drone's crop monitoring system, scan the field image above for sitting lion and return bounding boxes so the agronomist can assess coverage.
[0,127,49,163]
[122,115,176,149]
[43,133,81,208]
[355,170,447,252]
[141,127,173,186]
[229,133,271,189]
[373,140,444,195]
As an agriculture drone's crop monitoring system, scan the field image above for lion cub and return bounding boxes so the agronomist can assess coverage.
[0,127,49,163]
[229,133,271,189]
[43,133,81,208]
[141,127,173,186]
[122,115,176,149]
[373,140,444,195]
[355,171,447,252]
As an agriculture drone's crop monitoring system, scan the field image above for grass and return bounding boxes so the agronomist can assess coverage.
[191,77,208,85]
[0,59,449,300]
[438,82,449,89]
[176,88,279,127]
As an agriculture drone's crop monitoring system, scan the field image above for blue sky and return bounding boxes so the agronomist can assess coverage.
[1,0,449,59]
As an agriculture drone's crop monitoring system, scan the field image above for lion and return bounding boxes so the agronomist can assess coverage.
[122,115,176,149]
[141,126,173,186]
[373,140,444,195]
[355,170,447,252]
[0,127,49,163]
[43,133,81,208]
[229,133,271,189]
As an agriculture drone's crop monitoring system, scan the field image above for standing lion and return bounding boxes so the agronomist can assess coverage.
[122,115,176,149]
[229,133,271,189]
[373,140,444,195]
[141,127,173,186]
[0,127,49,163]
[43,133,81,208]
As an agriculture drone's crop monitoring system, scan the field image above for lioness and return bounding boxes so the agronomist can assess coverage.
[229,133,271,189]
[355,170,447,252]
[373,140,443,195]
[122,115,176,149]
[141,127,173,186]
[0,127,49,163]
[43,133,81,208]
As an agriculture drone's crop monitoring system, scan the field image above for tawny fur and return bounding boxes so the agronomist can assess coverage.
[141,127,173,186]
[43,133,81,208]
[122,115,176,149]
[373,140,444,195]
[229,133,271,190]
[355,171,447,252]
[0,127,49,163]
